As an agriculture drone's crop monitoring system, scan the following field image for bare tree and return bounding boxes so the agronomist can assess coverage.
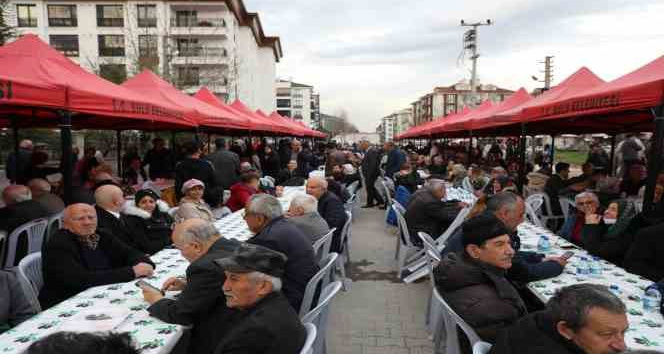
[0,0,16,45]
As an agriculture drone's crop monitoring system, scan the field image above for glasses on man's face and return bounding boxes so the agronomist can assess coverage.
[577,200,595,206]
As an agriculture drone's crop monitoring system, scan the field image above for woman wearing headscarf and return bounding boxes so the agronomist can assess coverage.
[175,179,215,222]
[581,199,638,265]
[122,189,174,254]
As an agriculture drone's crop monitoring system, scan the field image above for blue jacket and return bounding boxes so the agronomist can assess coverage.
[385,148,406,178]
[559,212,578,241]
[387,186,412,226]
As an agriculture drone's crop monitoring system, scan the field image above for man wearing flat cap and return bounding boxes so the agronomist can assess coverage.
[213,243,306,354]
[434,212,527,350]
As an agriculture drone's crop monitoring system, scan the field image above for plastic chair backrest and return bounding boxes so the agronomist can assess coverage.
[339,210,353,249]
[559,197,575,222]
[299,252,339,318]
[462,177,474,193]
[419,232,442,289]
[434,287,482,353]
[436,206,471,249]
[524,200,545,227]
[302,281,343,354]
[381,178,393,205]
[346,180,360,195]
[540,193,558,217]
[526,194,545,214]
[392,203,413,248]
[312,228,336,261]
[17,252,42,311]
[473,341,492,354]
[4,218,48,268]
[300,323,317,354]
[45,211,64,242]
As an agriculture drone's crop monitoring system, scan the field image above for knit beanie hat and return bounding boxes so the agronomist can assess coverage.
[462,212,512,247]
[135,189,160,205]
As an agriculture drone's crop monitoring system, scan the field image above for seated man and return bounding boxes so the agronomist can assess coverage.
[94,184,138,249]
[40,203,155,309]
[141,219,240,354]
[27,178,65,215]
[0,269,36,334]
[244,194,318,310]
[27,332,139,354]
[489,284,627,354]
[624,222,664,281]
[444,192,566,283]
[286,193,330,242]
[404,178,464,246]
[0,184,50,237]
[306,176,347,253]
[276,160,304,186]
[434,213,527,345]
[214,243,306,354]
[560,192,601,245]
[482,166,508,195]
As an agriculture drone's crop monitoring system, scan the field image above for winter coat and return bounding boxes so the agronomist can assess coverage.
[213,292,306,354]
[175,157,221,206]
[385,148,407,178]
[175,199,215,222]
[488,311,586,354]
[149,237,241,354]
[205,148,241,190]
[261,152,282,179]
[288,213,330,242]
[624,222,664,281]
[121,200,174,255]
[95,206,136,250]
[361,147,382,181]
[0,269,35,334]
[225,183,259,212]
[404,186,460,245]
[143,148,175,179]
[394,170,422,194]
[434,252,527,343]
[248,216,319,311]
[39,228,154,309]
[317,191,348,253]
[387,185,412,227]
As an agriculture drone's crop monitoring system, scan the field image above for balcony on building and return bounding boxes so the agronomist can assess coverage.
[169,5,228,36]
[170,43,228,66]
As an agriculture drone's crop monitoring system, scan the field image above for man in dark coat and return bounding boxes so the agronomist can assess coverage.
[142,138,175,179]
[489,284,628,354]
[40,204,155,309]
[5,139,33,184]
[291,140,314,177]
[307,177,347,253]
[624,222,664,281]
[404,179,463,246]
[434,213,527,347]
[94,185,137,248]
[244,194,319,311]
[383,141,406,180]
[0,185,50,237]
[140,219,240,354]
[214,243,306,354]
[0,269,36,334]
[205,138,241,191]
[360,141,384,208]
[545,162,583,215]
[175,140,220,207]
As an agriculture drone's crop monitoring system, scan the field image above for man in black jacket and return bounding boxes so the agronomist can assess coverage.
[142,138,175,180]
[624,222,664,281]
[5,139,33,184]
[291,140,314,177]
[360,141,384,208]
[307,176,347,253]
[175,140,220,207]
[205,138,241,191]
[140,219,240,354]
[489,284,627,354]
[214,243,306,354]
[94,185,137,249]
[244,194,318,311]
[40,204,154,309]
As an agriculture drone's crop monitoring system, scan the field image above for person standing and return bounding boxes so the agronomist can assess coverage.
[175,141,220,207]
[618,134,644,178]
[143,138,175,180]
[205,138,241,191]
[360,141,384,208]
[6,139,33,184]
[383,142,406,180]
[291,140,314,177]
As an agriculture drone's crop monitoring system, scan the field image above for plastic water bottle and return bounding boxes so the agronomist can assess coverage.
[537,235,551,252]
[576,257,589,276]
[590,257,602,277]
[643,286,662,313]
[609,284,621,296]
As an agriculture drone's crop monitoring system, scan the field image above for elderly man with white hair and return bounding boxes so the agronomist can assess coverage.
[404,178,465,246]
[560,191,601,245]
[286,193,330,242]
[213,243,306,354]
[0,184,50,241]
[306,176,347,253]
[27,178,65,215]
[243,194,318,311]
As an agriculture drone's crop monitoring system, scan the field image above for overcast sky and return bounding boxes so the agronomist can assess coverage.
[244,0,664,132]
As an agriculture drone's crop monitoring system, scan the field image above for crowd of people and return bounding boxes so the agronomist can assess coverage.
[1,133,664,354]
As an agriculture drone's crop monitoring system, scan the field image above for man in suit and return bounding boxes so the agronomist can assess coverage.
[94,185,137,249]
[141,219,240,354]
[40,203,154,309]
[360,141,384,208]
[307,176,347,253]
[205,138,241,191]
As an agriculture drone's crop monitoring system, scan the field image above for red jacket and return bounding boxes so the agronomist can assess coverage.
[226,183,258,212]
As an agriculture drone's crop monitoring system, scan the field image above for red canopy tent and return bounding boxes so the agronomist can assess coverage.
[428,100,494,136]
[122,70,249,132]
[0,34,195,130]
[192,87,280,133]
[229,100,292,135]
[258,109,306,137]
[397,106,472,139]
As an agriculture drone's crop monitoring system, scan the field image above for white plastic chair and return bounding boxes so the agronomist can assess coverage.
[539,193,565,228]
[418,232,445,337]
[434,286,483,354]
[302,281,343,354]
[473,341,492,354]
[3,218,48,268]
[392,203,422,279]
[559,197,575,224]
[345,180,360,196]
[312,228,335,262]
[336,211,353,291]
[299,252,339,318]
[300,323,317,354]
[380,177,394,221]
[525,194,545,227]
[45,211,64,243]
[17,252,43,311]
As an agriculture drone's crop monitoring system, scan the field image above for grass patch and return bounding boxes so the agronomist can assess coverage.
[555,149,588,166]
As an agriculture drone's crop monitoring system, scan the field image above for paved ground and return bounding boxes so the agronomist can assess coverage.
[327,201,434,354]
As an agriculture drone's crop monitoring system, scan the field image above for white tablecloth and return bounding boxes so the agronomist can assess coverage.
[0,249,189,354]
[518,222,664,350]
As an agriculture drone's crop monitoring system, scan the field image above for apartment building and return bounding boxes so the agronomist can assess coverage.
[6,0,282,112]
[411,80,514,126]
[275,79,319,128]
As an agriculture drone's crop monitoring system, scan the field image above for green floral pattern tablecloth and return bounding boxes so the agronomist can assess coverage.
[0,249,189,354]
[518,222,664,350]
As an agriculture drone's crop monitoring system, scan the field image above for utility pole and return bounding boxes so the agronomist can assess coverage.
[532,56,554,92]
[460,19,492,107]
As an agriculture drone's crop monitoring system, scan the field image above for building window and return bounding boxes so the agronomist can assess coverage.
[276,88,290,96]
[293,110,302,119]
[137,4,156,27]
[16,4,37,27]
[48,5,77,27]
[177,38,199,56]
[97,5,123,27]
[98,35,125,56]
[49,35,78,57]
[138,35,158,57]
[293,98,303,108]
[99,64,127,84]
[174,10,196,27]
[276,99,290,108]
[177,67,199,86]
[277,110,290,117]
